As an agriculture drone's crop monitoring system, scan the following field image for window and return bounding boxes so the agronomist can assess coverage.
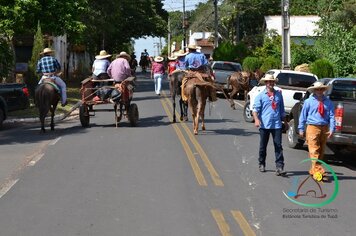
[276,73,316,88]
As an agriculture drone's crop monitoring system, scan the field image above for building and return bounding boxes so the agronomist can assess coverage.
[264,15,320,45]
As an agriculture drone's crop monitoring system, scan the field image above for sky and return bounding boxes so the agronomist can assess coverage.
[134,0,208,59]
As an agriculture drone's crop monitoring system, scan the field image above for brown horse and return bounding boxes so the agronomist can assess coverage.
[183,74,213,135]
[227,71,253,109]
[35,81,60,133]
[169,70,188,122]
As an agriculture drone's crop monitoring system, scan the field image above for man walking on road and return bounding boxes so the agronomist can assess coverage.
[253,74,288,176]
[298,81,335,180]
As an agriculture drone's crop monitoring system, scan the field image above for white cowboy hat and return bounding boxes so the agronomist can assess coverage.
[95,50,111,59]
[174,50,187,57]
[187,44,198,50]
[307,81,329,93]
[118,51,131,60]
[168,55,177,60]
[40,48,55,55]
[154,56,164,62]
[259,74,278,84]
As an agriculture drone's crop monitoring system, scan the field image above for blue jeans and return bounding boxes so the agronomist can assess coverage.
[154,73,163,95]
[258,128,284,169]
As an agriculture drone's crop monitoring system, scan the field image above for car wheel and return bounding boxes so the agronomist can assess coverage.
[243,100,254,123]
[287,119,304,149]
[0,109,4,129]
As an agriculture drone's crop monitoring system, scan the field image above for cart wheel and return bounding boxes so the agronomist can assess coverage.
[128,103,139,127]
[79,104,90,127]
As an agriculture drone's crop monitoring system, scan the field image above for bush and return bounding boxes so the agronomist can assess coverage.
[213,41,249,62]
[310,59,334,79]
[242,57,261,72]
[260,56,281,72]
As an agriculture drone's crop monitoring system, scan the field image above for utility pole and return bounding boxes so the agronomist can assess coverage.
[213,0,219,48]
[182,0,186,49]
[168,17,171,56]
[281,0,291,69]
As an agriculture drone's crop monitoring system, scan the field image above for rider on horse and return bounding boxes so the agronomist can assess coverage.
[182,44,217,102]
[36,47,67,107]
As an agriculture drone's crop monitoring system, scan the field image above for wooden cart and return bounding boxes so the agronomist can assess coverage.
[79,77,139,127]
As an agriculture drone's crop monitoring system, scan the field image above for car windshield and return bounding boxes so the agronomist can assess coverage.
[213,62,241,71]
[276,73,316,88]
[329,80,356,101]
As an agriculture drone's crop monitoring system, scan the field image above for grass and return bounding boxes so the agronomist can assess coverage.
[7,85,82,119]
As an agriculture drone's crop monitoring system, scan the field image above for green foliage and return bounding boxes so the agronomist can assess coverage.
[27,22,44,96]
[260,56,281,72]
[0,38,13,79]
[315,18,356,76]
[310,58,335,79]
[253,30,282,61]
[291,42,318,68]
[213,41,249,62]
[242,57,261,72]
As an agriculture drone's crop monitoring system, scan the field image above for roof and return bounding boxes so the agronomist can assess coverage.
[264,15,320,37]
[196,39,214,47]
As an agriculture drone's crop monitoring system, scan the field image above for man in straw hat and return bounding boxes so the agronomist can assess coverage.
[107,51,132,83]
[183,44,217,102]
[252,74,288,176]
[298,81,335,181]
[167,54,178,75]
[151,56,166,96]
[174,49,187,70]
[92,50,111,79]
[37,47,67,106]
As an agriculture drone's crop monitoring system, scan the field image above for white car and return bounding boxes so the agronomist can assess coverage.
[243,69,318,122]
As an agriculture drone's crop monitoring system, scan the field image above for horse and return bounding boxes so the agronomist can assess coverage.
[139,55,149,72]
[183,73,214,135]
[35,81,60,133]
[227,71,256,109]
[169,70,188,123]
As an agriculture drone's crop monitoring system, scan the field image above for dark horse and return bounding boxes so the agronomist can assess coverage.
[169,70,188,123]
[35,81,60,133]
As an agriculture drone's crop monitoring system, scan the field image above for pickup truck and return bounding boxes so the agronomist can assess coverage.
[287,78,356,154]
[243,69,318,122]
[0,83,30,112]
[210,61,242,94]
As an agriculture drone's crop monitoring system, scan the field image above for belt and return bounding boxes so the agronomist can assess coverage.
[308,124,328,127]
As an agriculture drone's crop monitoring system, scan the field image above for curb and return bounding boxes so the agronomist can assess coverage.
[4,109,79,124]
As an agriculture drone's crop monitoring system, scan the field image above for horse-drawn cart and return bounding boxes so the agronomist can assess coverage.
[79,77,139,127]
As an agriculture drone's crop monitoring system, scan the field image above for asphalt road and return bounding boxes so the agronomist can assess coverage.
[0,72,355,236]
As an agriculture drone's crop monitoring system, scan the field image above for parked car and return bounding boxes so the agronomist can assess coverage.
[287,78,356,153]
[0,95,8,129]
[210,61,242,93]
[243,69,318,122]
[0,83,30,112]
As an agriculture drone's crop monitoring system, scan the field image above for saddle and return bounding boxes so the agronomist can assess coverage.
[41,78,60,94]
[181,71,215,102]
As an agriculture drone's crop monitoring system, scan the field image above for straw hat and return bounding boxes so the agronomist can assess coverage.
[95,50,111,59]
[168,55,177,60]
[40,48,55,55]
[154,56,164,62]
[307,81,329,93]
[187,44,198,50]
[118,51,131,60]
[259,74,278,84]
[174,50,187,57]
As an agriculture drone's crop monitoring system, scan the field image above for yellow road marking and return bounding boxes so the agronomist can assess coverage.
[211,209,232,236]
[231,210,256,236]
[162,92,224,186]
[160,98,207,186]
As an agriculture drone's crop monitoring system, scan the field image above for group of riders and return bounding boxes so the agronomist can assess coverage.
[36,44,216,107]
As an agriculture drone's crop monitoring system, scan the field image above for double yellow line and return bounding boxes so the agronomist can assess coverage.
[160,92,223,187]
[160,92,255,236]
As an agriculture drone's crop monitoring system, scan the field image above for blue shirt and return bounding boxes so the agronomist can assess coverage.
[184,52,208,69]
[92,59,110,76]
[176,57,186,70]
[36,56,61,73]
[253,88,285,129]
[298,95,335,132]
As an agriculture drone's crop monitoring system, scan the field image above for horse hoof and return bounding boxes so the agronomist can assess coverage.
[180,116,183,121]
[202,126,206,131]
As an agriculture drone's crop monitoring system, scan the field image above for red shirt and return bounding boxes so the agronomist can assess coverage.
[167,61,177,75]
